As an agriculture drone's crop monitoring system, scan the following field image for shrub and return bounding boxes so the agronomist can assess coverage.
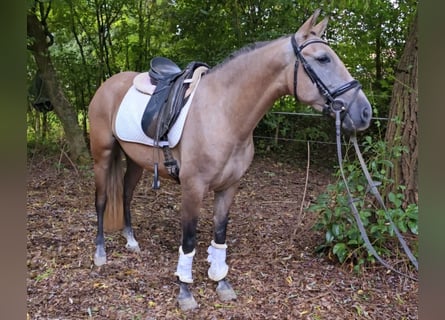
[308,136,418,272]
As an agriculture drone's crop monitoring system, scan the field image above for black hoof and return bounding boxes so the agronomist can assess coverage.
[216,279,237,301]
[177,281,198,311]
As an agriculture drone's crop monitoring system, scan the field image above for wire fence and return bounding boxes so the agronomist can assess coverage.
[253,111,389,147]
[270,111,390,121]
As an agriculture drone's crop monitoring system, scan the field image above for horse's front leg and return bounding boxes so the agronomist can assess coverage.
[174,184,203,311]
[207,185,238,301]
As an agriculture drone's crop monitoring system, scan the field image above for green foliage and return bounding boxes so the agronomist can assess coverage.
[27,0,417,155]
[308,135,418,271]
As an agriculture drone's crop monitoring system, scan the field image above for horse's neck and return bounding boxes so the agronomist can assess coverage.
[207,38,293,139]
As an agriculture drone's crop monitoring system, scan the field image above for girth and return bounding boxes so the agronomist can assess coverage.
[141,57,209,142]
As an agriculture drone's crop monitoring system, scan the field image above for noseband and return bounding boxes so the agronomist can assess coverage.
[291,36,360,116]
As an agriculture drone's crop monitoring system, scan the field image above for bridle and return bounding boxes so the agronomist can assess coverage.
[290,36,418,280]
[290,35,361,117]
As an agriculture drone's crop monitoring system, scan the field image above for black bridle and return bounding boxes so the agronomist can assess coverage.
[291,36,361,116]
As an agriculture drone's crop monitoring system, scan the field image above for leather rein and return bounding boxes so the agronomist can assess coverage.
[291,36,418,281]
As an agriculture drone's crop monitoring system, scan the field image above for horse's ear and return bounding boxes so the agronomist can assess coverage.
[311,8,322,23]
[312,17,329,37]
[296,8,322,40]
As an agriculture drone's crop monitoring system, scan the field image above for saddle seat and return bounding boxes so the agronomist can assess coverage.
[149,57,182,84]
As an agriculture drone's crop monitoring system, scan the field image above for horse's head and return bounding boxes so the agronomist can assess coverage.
[292,9,372,133]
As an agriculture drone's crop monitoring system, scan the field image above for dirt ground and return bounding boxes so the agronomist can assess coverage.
[27,151,418,319]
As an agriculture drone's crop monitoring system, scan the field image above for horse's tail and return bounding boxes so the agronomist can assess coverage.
[103,144,125,232]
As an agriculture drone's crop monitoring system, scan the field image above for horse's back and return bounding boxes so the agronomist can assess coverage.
[89,71,138,117]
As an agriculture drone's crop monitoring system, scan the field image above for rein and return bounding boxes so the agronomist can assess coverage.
[290,36,418,280]
[334,111,418,281]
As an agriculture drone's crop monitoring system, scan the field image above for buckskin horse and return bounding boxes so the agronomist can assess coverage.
[88,9,372,310]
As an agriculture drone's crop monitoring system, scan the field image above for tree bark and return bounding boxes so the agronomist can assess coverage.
[384,12,418,206]
[27,11,89,164]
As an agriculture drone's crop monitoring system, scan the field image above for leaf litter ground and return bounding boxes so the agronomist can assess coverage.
[27,152,418,319]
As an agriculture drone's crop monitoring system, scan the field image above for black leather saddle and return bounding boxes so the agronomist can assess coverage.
[141,57,209,142]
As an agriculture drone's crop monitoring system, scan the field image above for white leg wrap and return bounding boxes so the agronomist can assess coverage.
[174,246,195,283]
[207,240,229,281]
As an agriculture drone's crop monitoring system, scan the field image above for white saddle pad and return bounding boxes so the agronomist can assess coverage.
[115,84,197,148]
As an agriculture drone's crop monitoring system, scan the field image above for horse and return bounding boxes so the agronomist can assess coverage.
[88,9,372,311]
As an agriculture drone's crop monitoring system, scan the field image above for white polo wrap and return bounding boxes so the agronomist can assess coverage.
[174,246,195,283]
[207,240,229,281]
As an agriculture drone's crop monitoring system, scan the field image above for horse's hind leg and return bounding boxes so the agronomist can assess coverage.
[207,184,238,301]
[92,145,116,266]
[122,156,143,252]
[93,180,107,266]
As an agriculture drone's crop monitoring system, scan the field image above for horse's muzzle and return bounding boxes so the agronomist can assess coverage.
[339,98,372,133]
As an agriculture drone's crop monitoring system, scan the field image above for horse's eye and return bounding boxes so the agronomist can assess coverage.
[316,55,331,64]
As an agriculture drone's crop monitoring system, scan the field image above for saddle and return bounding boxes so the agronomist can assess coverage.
[141,57,209,142]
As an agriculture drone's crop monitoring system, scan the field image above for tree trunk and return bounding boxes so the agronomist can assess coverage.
[27,11,89,164]
[384,12,418,207]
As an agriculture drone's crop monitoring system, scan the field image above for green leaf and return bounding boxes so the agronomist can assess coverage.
[326,230,334,243]
[388,192,396,203]
[370,225,382,234]
[332,224,342,237]
[388,192,402,207]
[333,243,347,263]
[397,221,408,233]
[408,221,418,235]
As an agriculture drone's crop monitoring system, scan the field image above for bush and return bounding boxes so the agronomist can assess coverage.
[307,136,418,272]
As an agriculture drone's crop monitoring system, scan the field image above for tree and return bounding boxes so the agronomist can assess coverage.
[25,0,417,167]
[384,11,417,206]
[27,2,89,163]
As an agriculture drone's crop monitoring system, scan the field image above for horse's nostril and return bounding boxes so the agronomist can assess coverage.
[361,107,371,122]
